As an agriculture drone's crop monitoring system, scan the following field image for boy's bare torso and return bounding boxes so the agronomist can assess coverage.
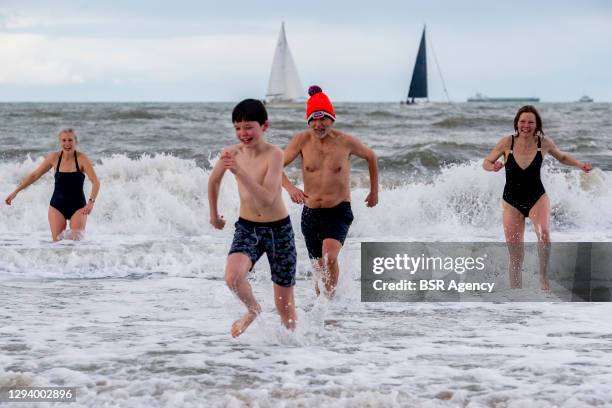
[230,143,288,222]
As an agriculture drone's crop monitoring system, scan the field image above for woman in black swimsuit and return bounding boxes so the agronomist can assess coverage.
[5,129,100,241]
[484,106,592,290]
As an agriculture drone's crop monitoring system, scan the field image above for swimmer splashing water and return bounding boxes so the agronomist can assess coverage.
[483,106,592,290]
[5,128,100,241]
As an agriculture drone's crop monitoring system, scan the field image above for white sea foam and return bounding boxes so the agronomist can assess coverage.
[1,155,611,278]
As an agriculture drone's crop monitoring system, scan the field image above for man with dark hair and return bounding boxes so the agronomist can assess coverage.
[208,99,297,337]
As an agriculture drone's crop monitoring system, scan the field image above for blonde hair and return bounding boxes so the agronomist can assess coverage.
[58,128,78,141]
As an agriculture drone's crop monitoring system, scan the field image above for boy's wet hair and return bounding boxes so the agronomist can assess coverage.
[232,99,268,125]
[514,105,544,136]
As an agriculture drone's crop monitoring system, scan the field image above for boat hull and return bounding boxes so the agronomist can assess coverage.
[467,97,540,103]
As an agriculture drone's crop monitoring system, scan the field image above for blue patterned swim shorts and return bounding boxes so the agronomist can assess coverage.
[229,216,297,287]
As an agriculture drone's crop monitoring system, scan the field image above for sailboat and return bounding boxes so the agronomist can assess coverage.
[265,22,306,105]
[404,26,428,104]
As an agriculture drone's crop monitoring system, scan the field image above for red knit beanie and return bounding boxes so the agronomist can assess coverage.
[306,85,336,123]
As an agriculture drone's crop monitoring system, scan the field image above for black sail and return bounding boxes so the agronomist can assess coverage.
[407,27,427,102]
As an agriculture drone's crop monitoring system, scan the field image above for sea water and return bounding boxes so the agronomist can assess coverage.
[1,102,611,406]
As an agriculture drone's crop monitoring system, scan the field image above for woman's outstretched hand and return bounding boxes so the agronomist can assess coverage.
[581,163,593,173]
[4,191,17,205]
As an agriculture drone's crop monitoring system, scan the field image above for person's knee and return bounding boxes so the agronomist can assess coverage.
[225,267,245,291]
[275,296,296,322]
[70,229,85,241]
[539,228,550,244]
[275,295,292,312]
[324,251,338,268]
[504,226,523,243]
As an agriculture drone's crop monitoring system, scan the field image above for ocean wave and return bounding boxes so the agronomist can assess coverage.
[1,155,609,239]
[1,155,610,277]
[377,141,488,171]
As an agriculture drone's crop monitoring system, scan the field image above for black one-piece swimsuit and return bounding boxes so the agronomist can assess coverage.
[503,135,545,218]
[49,151,86,220]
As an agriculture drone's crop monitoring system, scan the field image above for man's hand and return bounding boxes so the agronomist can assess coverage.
[287,185,308,204]
[210,214,226,230]
[365,190,378,207]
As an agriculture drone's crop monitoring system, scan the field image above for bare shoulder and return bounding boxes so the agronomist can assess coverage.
[496,134,513,150]
[335,131,363,149]
[46,151,60,162]
[264,144,284,160]
[76,151,92,163]
[540,134,555,148]
[339,130,360,144]
[291,130,311,145]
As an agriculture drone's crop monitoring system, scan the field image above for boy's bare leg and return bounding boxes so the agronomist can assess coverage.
[273,284,297,330]
[225,253,261,337]
[321,238,342,297]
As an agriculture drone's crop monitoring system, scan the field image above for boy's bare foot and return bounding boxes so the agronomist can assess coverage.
[231,311,258,338]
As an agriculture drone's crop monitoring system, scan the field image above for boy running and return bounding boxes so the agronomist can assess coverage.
[208,99,297,337]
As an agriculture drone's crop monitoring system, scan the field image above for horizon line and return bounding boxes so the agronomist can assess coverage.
[0,100,608,104]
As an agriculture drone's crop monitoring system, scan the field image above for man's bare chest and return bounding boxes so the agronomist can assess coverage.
[301,145,350,173]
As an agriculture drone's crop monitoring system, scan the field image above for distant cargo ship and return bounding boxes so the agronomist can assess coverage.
[577,95,594,102]
[467,93,540,102]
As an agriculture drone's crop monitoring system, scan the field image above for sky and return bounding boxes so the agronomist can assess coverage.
[1,0,611,102]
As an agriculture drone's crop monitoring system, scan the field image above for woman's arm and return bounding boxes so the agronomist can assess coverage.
[5,153,55,205]
[544,137,592,172]
[483,136,509,172]
[79,153,100,215]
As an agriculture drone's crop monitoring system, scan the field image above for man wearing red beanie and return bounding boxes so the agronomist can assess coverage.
[283,85,379,297]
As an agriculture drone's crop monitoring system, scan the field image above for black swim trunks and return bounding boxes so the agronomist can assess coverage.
[228,216,297,287]
[301,201,354,259]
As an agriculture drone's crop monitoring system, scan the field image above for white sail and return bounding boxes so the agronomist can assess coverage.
[265,22,305,103]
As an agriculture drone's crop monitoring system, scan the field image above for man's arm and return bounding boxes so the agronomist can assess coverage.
[208,158,227,229]
[282,133,308,204]
[348,135,379,207]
